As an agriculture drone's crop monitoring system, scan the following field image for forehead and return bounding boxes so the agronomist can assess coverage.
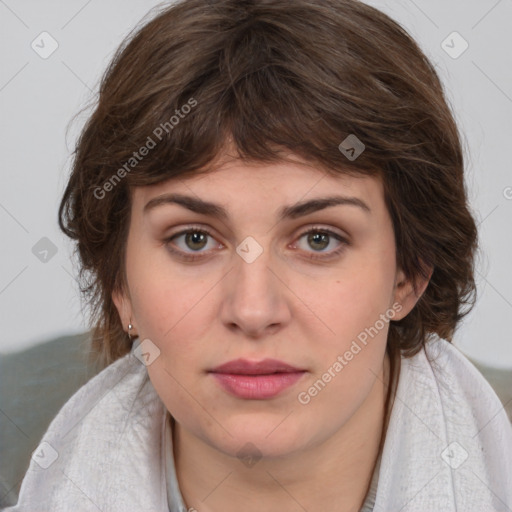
[132,156,385,220]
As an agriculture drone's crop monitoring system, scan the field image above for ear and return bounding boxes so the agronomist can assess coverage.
[391,264,433,321]
[112,286,136,335]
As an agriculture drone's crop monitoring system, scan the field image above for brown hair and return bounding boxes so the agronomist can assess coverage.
[59,0,478,390]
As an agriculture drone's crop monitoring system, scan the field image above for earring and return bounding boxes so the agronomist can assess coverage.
[128,323,134,341]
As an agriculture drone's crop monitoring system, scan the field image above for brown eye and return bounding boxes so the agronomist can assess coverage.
[294,227,349,261]
[165,227,221,261]
[307,232,330,251]
[183,231,209,251]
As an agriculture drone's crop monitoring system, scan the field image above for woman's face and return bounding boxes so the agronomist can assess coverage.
[114,153,424,459]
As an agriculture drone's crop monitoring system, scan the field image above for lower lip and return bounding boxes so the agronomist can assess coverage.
[211,372,305,399]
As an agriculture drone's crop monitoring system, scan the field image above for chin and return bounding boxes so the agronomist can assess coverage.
[200,415,313,460]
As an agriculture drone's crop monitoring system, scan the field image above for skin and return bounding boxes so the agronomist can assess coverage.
[113,150,430,512]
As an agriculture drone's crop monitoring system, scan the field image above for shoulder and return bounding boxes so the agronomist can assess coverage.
[374,336,512,511]
[40,349,155,441]
[401,336,512,445]
[8,349,168,511]
[414,336,509,421]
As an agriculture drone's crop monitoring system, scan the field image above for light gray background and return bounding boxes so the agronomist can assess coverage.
[0,0,511,367]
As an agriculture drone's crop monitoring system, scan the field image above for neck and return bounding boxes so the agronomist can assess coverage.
[173,352,391,512]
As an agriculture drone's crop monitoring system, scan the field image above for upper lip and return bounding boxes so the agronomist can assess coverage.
[210,358,304,375]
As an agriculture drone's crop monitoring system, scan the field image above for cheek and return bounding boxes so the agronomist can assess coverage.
[132,272,211,421]
[294,266,393,420]
[126,240,207,341]
[297,249,395,351]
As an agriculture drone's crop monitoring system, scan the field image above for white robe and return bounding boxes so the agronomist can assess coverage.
[4,336,512,511]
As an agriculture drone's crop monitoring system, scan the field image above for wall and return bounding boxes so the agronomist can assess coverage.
[1,0,511,367]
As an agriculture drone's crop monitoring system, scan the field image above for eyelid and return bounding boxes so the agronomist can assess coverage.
[294,224,349,241]
[165,223,349,242]
[165,224,221,249]
[164,223,350,261]
[290,225,349,261]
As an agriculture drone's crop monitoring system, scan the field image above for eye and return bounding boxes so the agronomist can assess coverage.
[164,225,349,263]
[293,227,349,261]
[164,227,221,261]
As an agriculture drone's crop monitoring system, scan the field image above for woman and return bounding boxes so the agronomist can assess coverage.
[7,0,512,510]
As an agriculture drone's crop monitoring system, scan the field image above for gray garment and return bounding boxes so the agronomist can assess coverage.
[164,412,381,512]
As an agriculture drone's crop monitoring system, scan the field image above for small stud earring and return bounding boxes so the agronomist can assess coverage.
[128,323,134,341]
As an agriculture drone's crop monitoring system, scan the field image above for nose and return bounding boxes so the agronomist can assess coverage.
[219,243,291,339]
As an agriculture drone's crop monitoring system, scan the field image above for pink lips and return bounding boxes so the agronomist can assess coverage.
[209,358,306,399]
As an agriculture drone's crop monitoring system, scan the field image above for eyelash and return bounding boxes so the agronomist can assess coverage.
[164,225,349,262]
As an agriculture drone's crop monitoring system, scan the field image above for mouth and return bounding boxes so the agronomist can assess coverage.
[208,358,307,400]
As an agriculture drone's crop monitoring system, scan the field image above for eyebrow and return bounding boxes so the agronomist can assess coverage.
[143,192,371,221]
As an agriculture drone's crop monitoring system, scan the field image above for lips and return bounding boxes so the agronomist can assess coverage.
[209,358,306,399]
[211,358,303,375]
